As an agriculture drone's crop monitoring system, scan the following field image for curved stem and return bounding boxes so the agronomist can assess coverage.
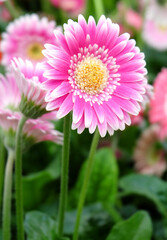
[2,150,15,240]
[58,113,71,237]
[15,115,28,240]
[72,129,100,240]
[4,0,20,19]
[92,0,105,20]
[0,129,5,218]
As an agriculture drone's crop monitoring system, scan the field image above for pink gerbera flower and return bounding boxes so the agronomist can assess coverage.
[12,58,49,119]
[143,0,167,50]
[133,125,166,176]
[149,68,167,139]
[1,14,60,65]
[43,15,147,137]
[0,72,63,148]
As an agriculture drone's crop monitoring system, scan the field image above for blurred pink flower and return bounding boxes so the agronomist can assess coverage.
[149,68,167,139]
[43,15,147,137]
[143,0,167,50]
[1,14,59,65]
[131,83,153,126]
[50,0,85,16]
[133,125,166,176]
[12,58,49,118]
[0,72,63,148]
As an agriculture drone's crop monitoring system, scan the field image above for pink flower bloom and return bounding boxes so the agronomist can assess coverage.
[50,0,85,16]
[133,125,166,176]
[149,68,167,139]
[0,72,63,147]
[12,58,49,118]
[143,0,167,50]
[1,14,59,65]
[43,15,147,137]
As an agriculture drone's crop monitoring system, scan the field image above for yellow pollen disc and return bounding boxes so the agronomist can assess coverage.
[74,57,109,95]
[27,42,44,61]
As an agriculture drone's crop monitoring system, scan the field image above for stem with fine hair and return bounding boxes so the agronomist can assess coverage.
[2,150,15,240]
[15,115,28,240]
[58,113,71,237]
[93,0,105,20]
[0,129,5,217]
[72,129,100,240]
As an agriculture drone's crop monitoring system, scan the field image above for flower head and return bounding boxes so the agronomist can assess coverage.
[43,15,147,137]
[149,68,167,139]
[12,58,48,118]
[143,0,167,50]
[133,125,166,176]
[1,14,59,65]
[0,71,63,149]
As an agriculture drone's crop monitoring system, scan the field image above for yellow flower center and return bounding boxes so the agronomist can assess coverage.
[27,42,44,61]
[74,57,109,95]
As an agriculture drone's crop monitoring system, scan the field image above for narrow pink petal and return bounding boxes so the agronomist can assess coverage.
[57,93,73,119]
[106,99,124,120]
[46,82,71,101]
[120,72,144,82]
[65,31,79,54]
[84,102,93,128]
[119,59,146,72]
[46,95,66,111]
[108,40,127,57]
[54,30,70,54]
[113,85,143,101]
[89,111,97,134]
[73,97,85,123]
[93,103,105,124]
[78,14,87,35]
[112,96,139,115]
[88,16,96,44]
[98,120,107,137]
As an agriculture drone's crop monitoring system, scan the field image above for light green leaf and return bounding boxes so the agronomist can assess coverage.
[106,211,152,240]
[119,174,167,217]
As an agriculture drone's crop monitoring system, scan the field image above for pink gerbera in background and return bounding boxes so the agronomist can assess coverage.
[43,15,147,137]
[50,0,85,16]
[149,68,167,139]
[1,14,60,65]
[0,71,63,149]
[142,0,167,50]
[133,125,166,176]
[12,58,50,118]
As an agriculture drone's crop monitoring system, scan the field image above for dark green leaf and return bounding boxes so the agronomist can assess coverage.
[106,211,152,240]
[23,158,60,210]
[119,174,167,217]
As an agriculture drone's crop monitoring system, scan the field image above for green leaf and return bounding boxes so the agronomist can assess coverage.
[69,148,118,207]
[25,211,70,240]
[106,211,152,240]
[119,174,167,217]
[23,158,60,210]
[25,211,57,240]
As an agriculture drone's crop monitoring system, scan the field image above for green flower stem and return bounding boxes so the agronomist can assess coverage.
[0,129,5,217]
[15,115,28,240]
[2,150,15,240]
[58,113,71,237]
[93,0,105,20]
[72,129,100,240]
[4,0,19,19]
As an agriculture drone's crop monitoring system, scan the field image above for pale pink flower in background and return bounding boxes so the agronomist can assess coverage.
[133,125,166,176]
[149,68,167,139]
[50,0,85,16]
[0,111,63,147]
[143,0,167,50]
[131,83,153,126]
[0,72,63,147]
[1,14,60,65]
[43,15,147,137]
[0,5,11,21]
[12,58,49,118]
